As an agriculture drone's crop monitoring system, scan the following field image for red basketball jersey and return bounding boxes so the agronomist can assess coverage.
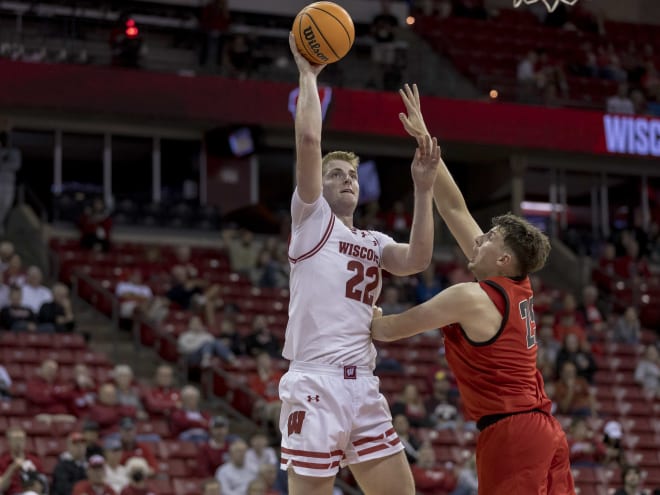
[442,276,552,421]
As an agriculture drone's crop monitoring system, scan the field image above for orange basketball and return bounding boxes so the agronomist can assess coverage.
[292,2,355,65]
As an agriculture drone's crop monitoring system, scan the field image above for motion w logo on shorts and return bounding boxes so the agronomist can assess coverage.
[287,410,306,436]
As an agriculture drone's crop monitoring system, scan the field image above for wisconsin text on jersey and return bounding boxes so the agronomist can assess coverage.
[338,241,380,264]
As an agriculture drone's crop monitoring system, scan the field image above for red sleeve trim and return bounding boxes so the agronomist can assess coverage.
[288,215,335,264]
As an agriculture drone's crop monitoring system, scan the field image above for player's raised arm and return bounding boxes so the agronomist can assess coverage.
[289,33,326,204]
[381,135,439,276]
[399,84,483,259]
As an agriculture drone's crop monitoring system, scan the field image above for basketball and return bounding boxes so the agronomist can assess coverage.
[292,2,355,65]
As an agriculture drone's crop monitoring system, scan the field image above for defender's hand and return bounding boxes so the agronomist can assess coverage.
[399,84,432,141]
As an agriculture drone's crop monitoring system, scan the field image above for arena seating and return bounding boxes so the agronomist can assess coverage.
[413,9,660,108]
[49,237,660,493]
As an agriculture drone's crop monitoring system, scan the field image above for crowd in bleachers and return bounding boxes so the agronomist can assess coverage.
[413,0,660,114]
[39,203,659,494]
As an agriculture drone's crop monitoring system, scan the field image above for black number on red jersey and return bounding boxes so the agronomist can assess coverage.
[519,297,537,349]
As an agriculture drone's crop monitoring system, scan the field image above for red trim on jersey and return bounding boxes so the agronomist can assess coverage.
[352,427,396,447]
[281,447,343,459]
[357,443,390,457]
[288,214,335,264]
[281,458,341,469]
[388,438,401,447]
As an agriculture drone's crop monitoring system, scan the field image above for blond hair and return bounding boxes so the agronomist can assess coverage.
[322,151,359,175]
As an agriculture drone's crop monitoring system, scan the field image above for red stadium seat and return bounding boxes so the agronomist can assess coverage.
[159,441,197,460]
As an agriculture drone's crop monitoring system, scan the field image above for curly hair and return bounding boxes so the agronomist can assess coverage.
[492,213,551,276]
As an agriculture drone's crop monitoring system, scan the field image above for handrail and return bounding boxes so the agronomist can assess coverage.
[17,183,48,224]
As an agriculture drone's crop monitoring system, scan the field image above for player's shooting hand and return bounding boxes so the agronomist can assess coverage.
[411,135,441,192]
[399,83,431,140]
[289,32,325,77]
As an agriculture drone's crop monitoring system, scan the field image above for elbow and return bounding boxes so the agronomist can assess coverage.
[297,132,321,148]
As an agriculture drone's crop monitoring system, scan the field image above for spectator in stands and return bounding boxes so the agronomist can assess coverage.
[119,457,152,495]
[224,229,260,275]
[19,470,48,495]
[0,427,43,495]
[245,431,277,476]
[142,365,181,417]
[392,414,420,464]
[245,315,280,358]
[538,314,561,363]
[82,420,104,458]
[0,364,11,400]
[554,361,597,417]
[425,371,460,430]
[391,383,430,428]
[170,385,211,442]
[0,280,8,310]
[410,443,457,495]
[255,462,284,495]
[51,432,88,495]
[517,50,540,102]
[117,418,158,472]
[88,383,137,432]
[202,479,222,495]
[567,418,605,467]
[3,254,25,287]
[251,248,288,290]
[0,286,38,331]
[69,364,96,417]
[115,271,154,324]
[384,200,412,241]
[103,438,129,494]
[196,415,232,478]
[0,241,14,272]
[38,283,75,332]
[578,284,608,332]
[368,0,401,89]
[380,285,410,315]
[178,315,237,369]
[555,333,597,384]
[607,83,635,115]
[613,307,641,344]
[219,312,247,356]
[598,44,627,82]
[635,345,659,398]
[415,262,443,304]
[221,34,254,80]
[72,455,115,495]
[602,421,625,469]
[248,352,283,433]
[166,265,220,327]
[20,267,51,314]
[452,453,478,495]
[26,359,75,421]
[613,465,644,495]
[79,197,112,252]
[215,439,253,495]
[199,0,230,69]
[112,365,147,420]
[554,312,587,346]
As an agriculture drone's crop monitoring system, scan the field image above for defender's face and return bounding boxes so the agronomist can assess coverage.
[468,227,507,280]
[322,160,359,214]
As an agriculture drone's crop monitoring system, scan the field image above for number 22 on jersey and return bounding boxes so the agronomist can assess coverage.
[519,297,537,349]
[345,260,380,305]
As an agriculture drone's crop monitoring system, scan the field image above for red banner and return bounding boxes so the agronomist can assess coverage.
[0,60,658,158]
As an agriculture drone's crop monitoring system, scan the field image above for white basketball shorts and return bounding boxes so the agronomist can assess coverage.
[279,361,404,477]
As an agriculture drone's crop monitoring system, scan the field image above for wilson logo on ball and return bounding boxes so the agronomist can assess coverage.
[303,26,329,62]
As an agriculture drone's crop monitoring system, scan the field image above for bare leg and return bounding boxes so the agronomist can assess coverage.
[288,468,336,495]
[349,451,415,495]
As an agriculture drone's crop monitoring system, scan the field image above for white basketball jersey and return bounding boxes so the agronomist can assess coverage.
[283,190,394,368]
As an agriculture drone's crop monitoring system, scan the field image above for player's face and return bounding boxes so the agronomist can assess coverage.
[467,227,508,280]
[322,160,359,215]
